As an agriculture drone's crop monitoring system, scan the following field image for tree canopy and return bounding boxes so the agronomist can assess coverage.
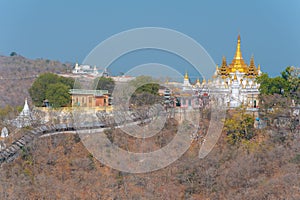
[256,73,288,95]
[129,76,161,106]
[45,83,71,108]
[10,52,18,57]
[257,66,300,103]
[224,110,255,145]
[129,76,160,95]
[29,73,74,107]
[94,77,115,93]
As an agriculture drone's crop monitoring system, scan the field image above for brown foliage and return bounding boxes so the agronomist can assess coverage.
[0,118,299,199]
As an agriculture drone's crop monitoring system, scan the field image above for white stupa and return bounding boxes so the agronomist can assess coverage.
[20,98,30,117]
[0,141,6,150]
[11,98,33,128]
[93,65,99,75]
[1,127,8,138]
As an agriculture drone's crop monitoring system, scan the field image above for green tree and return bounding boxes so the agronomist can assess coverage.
[45,83,71,108]
[256,73,288,95]
[58,76,75,88]
[94,77,115,93]
[282,66,300,102]
[256,73,271,95]
[128,76,162,106]
[10,52,18,56]
[29,73,74,106]
[258,67,299,97]
[129,76,160,95]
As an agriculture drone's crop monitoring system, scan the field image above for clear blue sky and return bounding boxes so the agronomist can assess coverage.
[0,0,299,77]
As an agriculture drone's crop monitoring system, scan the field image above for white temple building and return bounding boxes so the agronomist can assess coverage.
[72,62,99,75]
[71,62,115,78]
[182,35,262,109]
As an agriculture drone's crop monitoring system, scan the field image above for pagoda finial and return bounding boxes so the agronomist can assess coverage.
[250,55,255,66]
[222,56,227,66]
[234,34,242,60]
[258,64,261,71]
[233,73,237,81]
[196,78,201,86]
[184,71,189,80]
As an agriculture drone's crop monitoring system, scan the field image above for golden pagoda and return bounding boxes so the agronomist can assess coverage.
[216,34,261,79]
[246,56,258,78]
[229,34,248,73]
[219,56,229,78]
[180,34,263,108]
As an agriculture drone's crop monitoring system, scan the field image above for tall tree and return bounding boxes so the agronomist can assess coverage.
[128,76,162,106]
[129,76,160,95]
[256,73,288,95]
[29,73,74,106]
[282,66,300,102]
[94,77,115,93]
[45,83,71,108]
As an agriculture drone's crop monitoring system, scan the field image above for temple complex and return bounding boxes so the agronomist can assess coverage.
[182,35,262,108]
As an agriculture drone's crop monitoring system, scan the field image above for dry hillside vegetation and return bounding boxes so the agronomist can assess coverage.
[0,55,71,107]
[0,118,299,199]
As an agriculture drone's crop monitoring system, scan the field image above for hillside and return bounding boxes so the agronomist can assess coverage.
[0,118,299,199]
[0,54,72,107]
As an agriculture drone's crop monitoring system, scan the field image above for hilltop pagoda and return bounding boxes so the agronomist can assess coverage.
[182,35,262,108]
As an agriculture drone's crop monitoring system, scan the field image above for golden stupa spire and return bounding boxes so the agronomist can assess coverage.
[230,34,247,73]
[195,78,201,86]
[250,55,255,67]
[234,34,242,60]
[184,71,189,80]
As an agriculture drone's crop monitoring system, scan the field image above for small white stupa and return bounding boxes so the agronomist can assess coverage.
[1,127,8,138]
[20,98,30,117]
[93,65,99,75]
[11,98,33,128]
[0,141,6,150]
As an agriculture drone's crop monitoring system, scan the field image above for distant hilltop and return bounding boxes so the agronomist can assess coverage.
[0,54,72,107]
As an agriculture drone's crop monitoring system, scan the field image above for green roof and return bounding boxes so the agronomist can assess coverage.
[69,89,109,96]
